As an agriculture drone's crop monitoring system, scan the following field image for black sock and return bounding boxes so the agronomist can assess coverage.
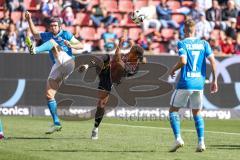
[94,107,105,128]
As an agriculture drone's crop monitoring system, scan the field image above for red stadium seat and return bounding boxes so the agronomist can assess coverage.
[86,0,100,11]
[210,29,220,40]
[182,0,194,7]
[112,13,122,24]
[63,26,75,33]
[161,28,174,41]
[102,0,118,12]
[0,11,3,18]
[96,27,106,39]
[11,11,22,23]
[119,0,134,13]
[0,0,4,10]
[81,27,97,40]
[90,0,100,5]
[113,27,123,37]
[128,27,142,40]
[149,0,161,6]
[36,25,46,32]
[75,13,90,26]
[122,13,138,27]
[152,42,167,53]
[172,13,185,24]
[134,0,148,10]
[24,0,39,10]
[166,0,181,11]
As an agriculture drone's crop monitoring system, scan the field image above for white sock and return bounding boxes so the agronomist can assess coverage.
[83,64,89,69]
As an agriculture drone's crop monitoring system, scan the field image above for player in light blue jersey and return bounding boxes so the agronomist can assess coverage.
[25,11,84,134]
[0,119,4,140]
[168,19,218,152]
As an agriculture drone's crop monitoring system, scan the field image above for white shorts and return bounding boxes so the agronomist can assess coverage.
[48,51,75,82]
[170,89,203,109]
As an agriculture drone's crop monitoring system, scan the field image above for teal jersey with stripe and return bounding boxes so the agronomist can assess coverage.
[177,37,212,90]
[40,30,73,64]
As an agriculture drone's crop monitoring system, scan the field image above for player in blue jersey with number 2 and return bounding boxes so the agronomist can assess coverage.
[168,19,218,152]
[24,11,84,134]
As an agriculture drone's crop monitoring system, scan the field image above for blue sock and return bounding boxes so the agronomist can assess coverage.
[194,114,204,143]
[47,100,60,126]
[36,40,54,53]
[0,119,3,134]
[169,112,181,139]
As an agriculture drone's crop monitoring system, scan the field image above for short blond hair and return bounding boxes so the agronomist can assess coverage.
[184,19,196,34]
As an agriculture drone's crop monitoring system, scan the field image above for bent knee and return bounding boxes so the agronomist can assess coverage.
[45,90,55,101]
[97,100,107,108]
[192,109,201,116]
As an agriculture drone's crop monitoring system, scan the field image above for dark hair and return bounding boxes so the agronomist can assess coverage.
[132,45,144,62]
[49,17,62,26]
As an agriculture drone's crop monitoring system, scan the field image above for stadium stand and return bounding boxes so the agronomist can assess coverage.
[0,0,239,55]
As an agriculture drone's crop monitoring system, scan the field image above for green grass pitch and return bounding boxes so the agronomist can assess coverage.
[0,116,240,160]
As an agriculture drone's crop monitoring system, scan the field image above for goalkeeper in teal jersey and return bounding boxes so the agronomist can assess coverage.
[168,19,218,152]
[25,11,84,134]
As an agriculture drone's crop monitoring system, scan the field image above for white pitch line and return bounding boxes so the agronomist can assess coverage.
[103,123,240,136]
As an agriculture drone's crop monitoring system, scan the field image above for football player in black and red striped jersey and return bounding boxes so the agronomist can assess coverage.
[91,37,146,140]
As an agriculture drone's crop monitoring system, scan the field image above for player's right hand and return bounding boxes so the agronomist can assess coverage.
[64,40,72,48]
[25,11,31,21]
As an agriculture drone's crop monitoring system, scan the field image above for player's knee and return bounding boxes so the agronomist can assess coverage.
[45,91,54,101]
[169,107,179,113]
[97,100,107,108]
[50,39,57,46]
[192,109,201,116]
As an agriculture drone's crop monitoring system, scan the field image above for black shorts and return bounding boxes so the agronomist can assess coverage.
[98,65,112,92]
[98,54,112,92]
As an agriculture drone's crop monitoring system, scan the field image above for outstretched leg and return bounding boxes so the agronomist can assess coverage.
[45,78,62,134]
[25,37,55,55]
[91,90,109,140]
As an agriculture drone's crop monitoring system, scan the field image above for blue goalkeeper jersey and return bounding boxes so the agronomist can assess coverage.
[40,30,73,64]
[176,37,213,90]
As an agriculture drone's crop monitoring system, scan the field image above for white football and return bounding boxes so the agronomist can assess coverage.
[130,10,146,24]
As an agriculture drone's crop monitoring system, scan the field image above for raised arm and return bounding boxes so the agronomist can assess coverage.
[114,38,124,62]
[208,55,218,93]
[25,11,41,39]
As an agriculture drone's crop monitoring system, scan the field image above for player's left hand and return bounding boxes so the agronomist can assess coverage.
[64,40,71,48]
[210,82,218,93]
[170,70,176,79]
[141,57,147,64]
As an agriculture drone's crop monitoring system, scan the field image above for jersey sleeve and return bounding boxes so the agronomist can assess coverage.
[65,31,74,41]
[204,40,213,58]
[177,41,187,57]
[70,36,80,44]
